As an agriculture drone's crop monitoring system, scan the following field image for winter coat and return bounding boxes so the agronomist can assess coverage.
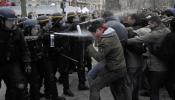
[0,28,31,63]
[126,27,151,71]
[105,16,128,44]
[87,27,126,71]
[160,31,175,78]
[128,24,170,72]
[160,32,175,66]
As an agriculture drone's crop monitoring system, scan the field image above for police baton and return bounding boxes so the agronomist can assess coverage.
[60,54,79,63]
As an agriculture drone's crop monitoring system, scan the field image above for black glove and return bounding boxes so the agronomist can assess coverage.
[86,40,93,47]
[25,62,32,74]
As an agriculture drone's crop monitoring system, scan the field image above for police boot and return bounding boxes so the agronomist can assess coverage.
[53,96,66,100]
[78,83,89,90]
[63,89,74,97]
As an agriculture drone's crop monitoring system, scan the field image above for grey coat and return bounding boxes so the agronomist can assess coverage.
[105,16,128,43]
[128,24,170,71]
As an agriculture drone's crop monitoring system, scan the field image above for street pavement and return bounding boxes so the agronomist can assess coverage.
[0,72,172,100]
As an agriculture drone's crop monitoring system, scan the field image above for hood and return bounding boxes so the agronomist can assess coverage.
[102,27,116,37]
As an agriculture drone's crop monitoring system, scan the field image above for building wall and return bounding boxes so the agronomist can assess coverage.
[105,0,174,11]
[10,0,104,11]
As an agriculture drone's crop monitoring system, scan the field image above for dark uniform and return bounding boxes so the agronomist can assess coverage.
[66,12,89,90]
[51,13,74,97]
[79,13,92,72]
[37,15,65,100]
[0,8,30,100]
[20,19,41,100]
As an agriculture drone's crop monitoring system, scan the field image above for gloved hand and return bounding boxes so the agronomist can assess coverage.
[86,40,93,47]
[25,62,32,74]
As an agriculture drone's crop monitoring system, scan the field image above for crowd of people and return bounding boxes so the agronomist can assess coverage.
[0,6,175,100]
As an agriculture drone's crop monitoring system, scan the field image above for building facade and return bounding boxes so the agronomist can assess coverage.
[10,0,104,11]
[76,0,104,11]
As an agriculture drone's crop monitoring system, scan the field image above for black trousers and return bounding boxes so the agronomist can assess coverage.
[38,58,59,99]
[25,61,40,100]
[57,53,70,90]
[0,61,27,100]
[70,39,87,85]
[165,68,175,100]
[148,71,166,100]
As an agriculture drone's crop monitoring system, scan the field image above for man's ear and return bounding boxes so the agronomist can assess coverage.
[153,21,159,27]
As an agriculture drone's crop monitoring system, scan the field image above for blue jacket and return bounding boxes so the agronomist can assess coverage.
[105,16,128,44]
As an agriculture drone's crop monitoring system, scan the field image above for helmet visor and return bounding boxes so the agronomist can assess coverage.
[6,18,17,24]
[31,25,40,36]
[5,18,17,29]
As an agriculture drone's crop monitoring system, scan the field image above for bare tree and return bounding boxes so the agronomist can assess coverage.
[128,0,133,9]
[171,0,175,7]
[20,0,27,17]
[105,0,121,11]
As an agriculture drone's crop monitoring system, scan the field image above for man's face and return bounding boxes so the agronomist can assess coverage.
[73,16,80,23]
[94,28,104,38]
[5,18,17,30]
[127,16,136,26]
[43,21,52,31]
[96,28,101,34]
[148,21,158,29]
[31,25,40,36]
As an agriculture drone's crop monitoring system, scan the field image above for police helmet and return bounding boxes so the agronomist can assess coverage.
[0,8,16,20]
[51,13,63,24]
[67,12,78,23]
[37,15,50,25]
[81,13,88,18]
[18,17,28,24]
[22,19,39,28]
[80,13,88,22]
[22,19,40,36]
[52,13,63,20]
[67,12,76,18]
[18,17,28,28]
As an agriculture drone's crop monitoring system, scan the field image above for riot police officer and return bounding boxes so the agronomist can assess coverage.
[66,12,89,90]
[64,12,80,31]
[18,17,28,25]
[51,13,64,31]
[0,8,30,100]
[21,19,41,100]
[51,12,75,97]
[37,15,52,33]
[37,15,66,100]
[79,13,92,72]
[80,13,89,22]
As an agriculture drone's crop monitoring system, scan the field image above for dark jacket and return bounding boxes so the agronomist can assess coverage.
[0,28,31,63]
[105,16,128,44]
[87,27,126,71]
[160,32,175,65]
[160,32,175,76]
[127,24,170,45]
